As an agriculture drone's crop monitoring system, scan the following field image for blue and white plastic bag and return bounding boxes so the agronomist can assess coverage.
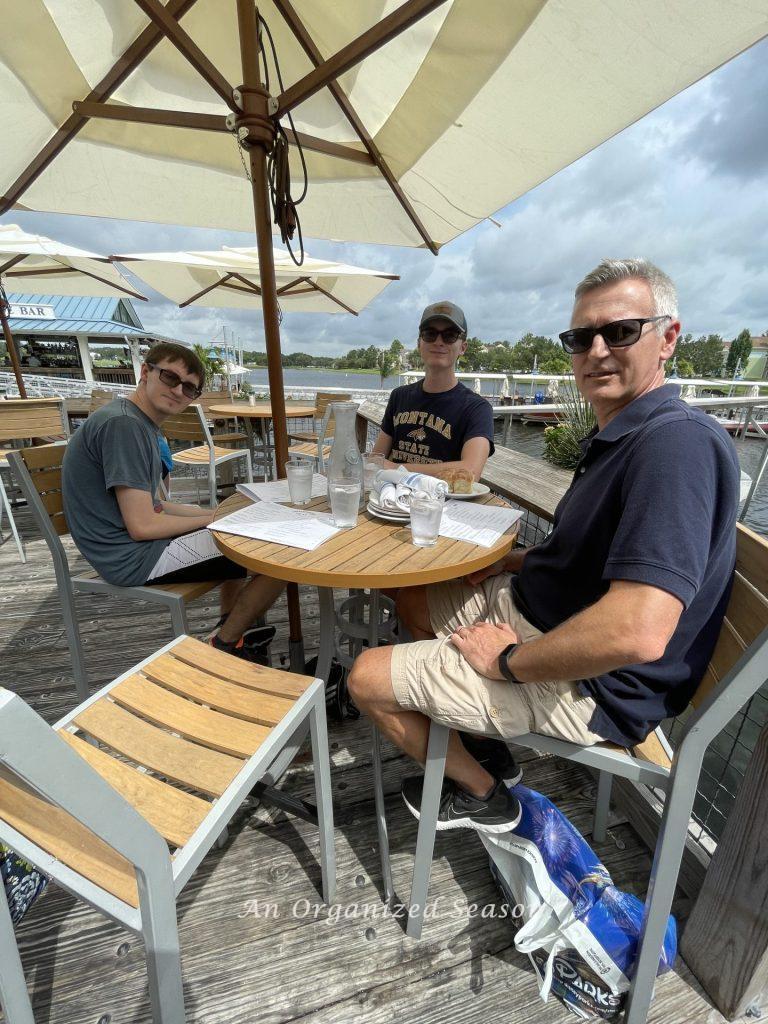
[483,785,677,1020]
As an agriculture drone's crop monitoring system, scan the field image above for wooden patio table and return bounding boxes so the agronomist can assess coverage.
[211,490,518,683]
[208,401,316,480]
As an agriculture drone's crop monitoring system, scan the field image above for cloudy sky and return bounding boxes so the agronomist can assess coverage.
[6,35,768,356]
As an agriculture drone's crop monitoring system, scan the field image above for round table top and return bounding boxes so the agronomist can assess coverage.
[209,401,316,419]
[211,492,518,590]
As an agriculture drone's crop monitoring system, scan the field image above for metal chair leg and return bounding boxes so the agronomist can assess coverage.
[140,882,186,1024]
[0,880,35,1024]
[61,590,90,703]
[168,598,189,637]
[0,473,25,563]
[624,768,699,1024]
[406,722,450,939]
[372,724,394,903]
[309,694,336,906]
[592,770,612,842]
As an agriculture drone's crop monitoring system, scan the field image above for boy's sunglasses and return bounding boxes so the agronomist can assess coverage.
[559,316,671,355]
[146,362,203,399]
[419,326,463,344]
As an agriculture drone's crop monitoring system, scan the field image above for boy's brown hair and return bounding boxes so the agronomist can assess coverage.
[144,342,205,385]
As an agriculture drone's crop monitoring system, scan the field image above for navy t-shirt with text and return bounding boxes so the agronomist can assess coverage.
[380,381,495,465]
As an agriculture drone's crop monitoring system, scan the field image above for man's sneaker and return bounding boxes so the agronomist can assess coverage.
[459,731,523,786]
[212,620,275,665]
[209,632,271,665]
[401,774,521,834]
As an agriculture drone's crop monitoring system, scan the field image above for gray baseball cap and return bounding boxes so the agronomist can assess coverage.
[419,300,467,335]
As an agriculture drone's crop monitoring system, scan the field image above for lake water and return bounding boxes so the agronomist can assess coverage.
[246,367,768,535]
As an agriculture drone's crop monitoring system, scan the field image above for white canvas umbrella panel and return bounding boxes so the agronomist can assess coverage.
[0,223,146,396]
[113,245,398,313]
[3,1,768,247]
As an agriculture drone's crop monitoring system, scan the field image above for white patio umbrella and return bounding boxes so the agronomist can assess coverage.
[112,245,397,314]
[0,224,146,396]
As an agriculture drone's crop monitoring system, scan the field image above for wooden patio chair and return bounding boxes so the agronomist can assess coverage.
[0,635,335,1024]
[87,388,119,414]
[288,397,340,471]
[163,403,252,508]
[287,391,347,445]
[0,399,69,563]
[6,444,225,703]
[376,523,768,1024]
[198,390,247,446]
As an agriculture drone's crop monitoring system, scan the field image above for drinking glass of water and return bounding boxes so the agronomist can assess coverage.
[286,458,313,505]
[363,451,386,495]
[328,480,361,529]
[409,490,445,546]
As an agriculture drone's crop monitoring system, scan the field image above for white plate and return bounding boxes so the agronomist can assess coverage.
[446,482,491,500]
[368,499,408,515]
[366,503,411,523]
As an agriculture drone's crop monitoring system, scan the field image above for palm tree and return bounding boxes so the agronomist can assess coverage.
[192,344,224,389]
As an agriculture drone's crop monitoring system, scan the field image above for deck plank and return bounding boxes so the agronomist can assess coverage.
[0,482,726,1024]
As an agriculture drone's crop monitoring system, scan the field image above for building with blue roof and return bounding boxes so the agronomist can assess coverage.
[2,293,182,385]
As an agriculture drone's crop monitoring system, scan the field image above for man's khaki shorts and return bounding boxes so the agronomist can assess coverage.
[390,573,605,746]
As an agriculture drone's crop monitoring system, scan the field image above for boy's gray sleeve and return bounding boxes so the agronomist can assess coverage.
[99,416,157,493]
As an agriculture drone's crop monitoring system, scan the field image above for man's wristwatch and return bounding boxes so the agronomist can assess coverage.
[498,642,522,682]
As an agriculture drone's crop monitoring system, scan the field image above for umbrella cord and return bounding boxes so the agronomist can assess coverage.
[258,13,308,267]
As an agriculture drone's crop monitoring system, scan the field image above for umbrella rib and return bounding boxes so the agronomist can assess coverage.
[71,267,148,302]
[276,276,311,295]
[0,255,27,276]
[70,100,373,165]
[178,275,236,308]
[74,101,228,133]
[306,280,358,316]
[272,0,440,254]
[275,0,449,117]
[0,0,200,216]
[131,0,236,110]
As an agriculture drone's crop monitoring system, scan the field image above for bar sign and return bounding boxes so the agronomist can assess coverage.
[9,303,56,319]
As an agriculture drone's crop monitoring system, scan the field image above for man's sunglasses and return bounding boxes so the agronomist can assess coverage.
[146,361,203,399]
[419,326,464,344]
[558,316,671,355]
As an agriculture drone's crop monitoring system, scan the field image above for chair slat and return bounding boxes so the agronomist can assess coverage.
[736,522,768,599]
[17,442,66,471]
[171,636,312,698]
[0,772,139,908]
[111,674,271,757]
[73,700,244,798]
[142,654,296,726]
[722,571,768,648]
[632,731,673,770]
[144,578,222,602]
[60,731,211,848]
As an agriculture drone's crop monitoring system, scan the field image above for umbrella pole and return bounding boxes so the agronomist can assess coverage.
[0,285,26,398]
[236,0,304,672]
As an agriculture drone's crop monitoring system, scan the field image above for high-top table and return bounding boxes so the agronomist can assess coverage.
[209,401,316,479]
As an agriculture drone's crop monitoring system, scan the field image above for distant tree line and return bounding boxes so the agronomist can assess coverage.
[240,327,757,380]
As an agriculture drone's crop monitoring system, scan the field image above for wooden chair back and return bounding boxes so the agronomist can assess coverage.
[692,523,768,709]
[313,392,348,437]
[160,404,207,445]
[88,389,118,414]
[14,443,70,537]
[0,399,68,445]
[198,391,233,418]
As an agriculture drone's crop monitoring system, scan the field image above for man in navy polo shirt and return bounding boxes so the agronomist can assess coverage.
[370,300,494,481]
[349,259,739,834]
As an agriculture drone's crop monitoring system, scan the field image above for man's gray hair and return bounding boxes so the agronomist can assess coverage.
[575,259,678,320]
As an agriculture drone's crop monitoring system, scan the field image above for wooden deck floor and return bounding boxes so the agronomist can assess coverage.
[0,485,731,1024]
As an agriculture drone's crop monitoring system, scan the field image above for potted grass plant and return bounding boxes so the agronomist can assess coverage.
[542,378,596,470]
